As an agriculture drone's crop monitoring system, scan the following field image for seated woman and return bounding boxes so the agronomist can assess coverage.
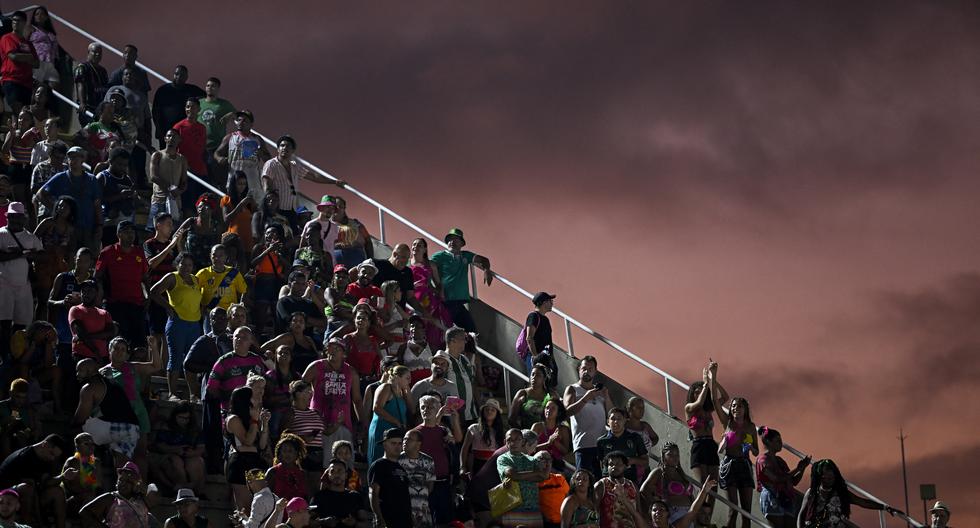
[510,365,559,430]
[530,398,571,474]
[640,442,694,526]
[266,432,309,502]
[561,469,599,528]
[798,459,900,528]
[755,426,809,528]
[262,312,321,376]
[151,401,206,497]
[649,477,716,528]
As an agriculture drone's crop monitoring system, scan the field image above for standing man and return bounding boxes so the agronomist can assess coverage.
[368,428,411,528]
[399,429,436,528]
[0,202,42,372]
[197,244,248,332]
[304,195,337,260]
[443,326,478,423]
[38,146,103,251]
[214,109,269,193]
[0,11,38,116]
[74,43,108,125]
[152,65,204,148]
[107,44,150,95]
[67,280,116,362]
[410,352,458,404]
[930,501,952,528]
[413,395,459,525]
[523,292,556,372]
[147,129,187,229]
[373,243,436,321]
[95,221,149,352]
[430,228,493,333]
[71,358,140,467]
[198,77,236,185]
[188,307,232,474]
[173,97,208,213]
[261,135,344,233]
[562,355,611,479]
[206,326,265,411]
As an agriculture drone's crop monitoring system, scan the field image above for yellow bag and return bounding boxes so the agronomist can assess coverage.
[489,478,523,518]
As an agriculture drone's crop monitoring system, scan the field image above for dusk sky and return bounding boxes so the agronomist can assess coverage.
[45,1,980,523]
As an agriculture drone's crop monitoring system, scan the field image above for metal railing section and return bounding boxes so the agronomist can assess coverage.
[41,9,924,527]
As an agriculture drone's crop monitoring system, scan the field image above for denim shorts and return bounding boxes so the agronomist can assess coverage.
[760,487,793,517]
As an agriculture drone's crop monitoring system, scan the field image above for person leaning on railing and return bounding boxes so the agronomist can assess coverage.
[798,459,901,528]
[429,227,492,334]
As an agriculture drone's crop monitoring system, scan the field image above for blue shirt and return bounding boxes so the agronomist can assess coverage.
[41,170,102,228]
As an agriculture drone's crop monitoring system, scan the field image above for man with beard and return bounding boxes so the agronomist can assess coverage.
[71,358,141,468]
[79,462,149,528]
[443,326,478,423]
[399,429,435,528]
[95,221,149,352]
[302,338,360,456]
[74,43,108,125]
[410,352,458,404]
[563,355,611,479]
[206,326,265,411]
[595,452,645,528]
[151,65,204,149]
[412,395,459,526]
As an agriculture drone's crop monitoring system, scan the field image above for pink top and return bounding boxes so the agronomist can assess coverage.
[310,360,354,432]
[29,27,57,62]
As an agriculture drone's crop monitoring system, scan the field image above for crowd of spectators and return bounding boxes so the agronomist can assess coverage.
[0,6,946,528]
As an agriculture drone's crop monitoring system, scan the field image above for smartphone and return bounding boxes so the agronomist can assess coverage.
[594,381,604,391]
[445,396,465,411]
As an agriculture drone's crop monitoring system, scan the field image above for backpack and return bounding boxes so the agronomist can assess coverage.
[515,312,536,360]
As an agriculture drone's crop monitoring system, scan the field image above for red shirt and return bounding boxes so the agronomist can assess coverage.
[68,305,113,360]
[0,33,36,87]
[173,118,207,176]
[96,243,149,305]
[346,282,382,304]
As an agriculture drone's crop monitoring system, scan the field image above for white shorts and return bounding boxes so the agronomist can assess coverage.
[83,417,140,459]
[33,61,60,84]
[0,282,33,325]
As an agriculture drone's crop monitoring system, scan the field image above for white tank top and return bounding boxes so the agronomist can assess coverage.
[570,384,607,451]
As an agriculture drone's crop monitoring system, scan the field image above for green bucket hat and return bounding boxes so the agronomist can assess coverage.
[444,228,466,245]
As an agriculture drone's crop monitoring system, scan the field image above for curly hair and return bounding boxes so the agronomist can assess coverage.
[273,432,307,465]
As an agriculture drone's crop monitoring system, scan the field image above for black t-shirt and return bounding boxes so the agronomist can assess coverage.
[276,296,321,334]
[310,488,364,520]
[0,446,50,487]
[372,259,414,307]
[367,458,411,528]
[526,312,553,354]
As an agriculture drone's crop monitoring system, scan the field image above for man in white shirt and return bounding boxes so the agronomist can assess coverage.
[242,468,278,528]
[0,202,42,353]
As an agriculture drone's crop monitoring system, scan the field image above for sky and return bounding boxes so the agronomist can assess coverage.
[43,0,980,523]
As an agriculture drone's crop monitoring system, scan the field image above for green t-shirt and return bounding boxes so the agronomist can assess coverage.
[430,250,474,302]
[197,97,236,149]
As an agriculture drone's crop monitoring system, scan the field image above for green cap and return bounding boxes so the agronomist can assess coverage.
[444,228,466,245]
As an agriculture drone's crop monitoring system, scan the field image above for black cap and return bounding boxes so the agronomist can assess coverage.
[116,220,136,233]
[532,292,556,306]
[235,109,254,123]
[382,428,404,441]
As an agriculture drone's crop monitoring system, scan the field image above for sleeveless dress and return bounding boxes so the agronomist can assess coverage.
[366,392,408,464]
[344,334,381,379]
[401,341,433,385]
[310,360,354,432]
[519,391,551,430]
[570,503,600,527]
[105,492,149,528]
[410,263,452,347]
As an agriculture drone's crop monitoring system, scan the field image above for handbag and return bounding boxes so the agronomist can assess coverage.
[489,478,522,518]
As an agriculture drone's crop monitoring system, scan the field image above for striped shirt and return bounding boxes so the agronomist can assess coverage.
[285,408,324,448]
[206,351,266,409]
[261,157,304,211]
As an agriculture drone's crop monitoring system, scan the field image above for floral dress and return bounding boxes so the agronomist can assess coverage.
[410,263,452,347]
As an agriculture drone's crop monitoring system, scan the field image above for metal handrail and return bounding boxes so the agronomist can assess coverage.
[42,9,923,527]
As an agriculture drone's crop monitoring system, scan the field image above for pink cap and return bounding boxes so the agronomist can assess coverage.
[285,497,309,517]
[5,202,26,216]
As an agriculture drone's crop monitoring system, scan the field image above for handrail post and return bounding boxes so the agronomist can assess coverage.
[377,208,386,245]
[664,377,673,416]
[503,371,512,407]
[564,318,574,358]
[879,510,886,528]
[470,265,478,300]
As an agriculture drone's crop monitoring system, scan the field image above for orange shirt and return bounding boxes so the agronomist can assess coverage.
[220,195,255,250]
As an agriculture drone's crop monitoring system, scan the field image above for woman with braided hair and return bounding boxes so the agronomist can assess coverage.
[639,442,695,525]
[798,459,900,528]
[366,365,411,464]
